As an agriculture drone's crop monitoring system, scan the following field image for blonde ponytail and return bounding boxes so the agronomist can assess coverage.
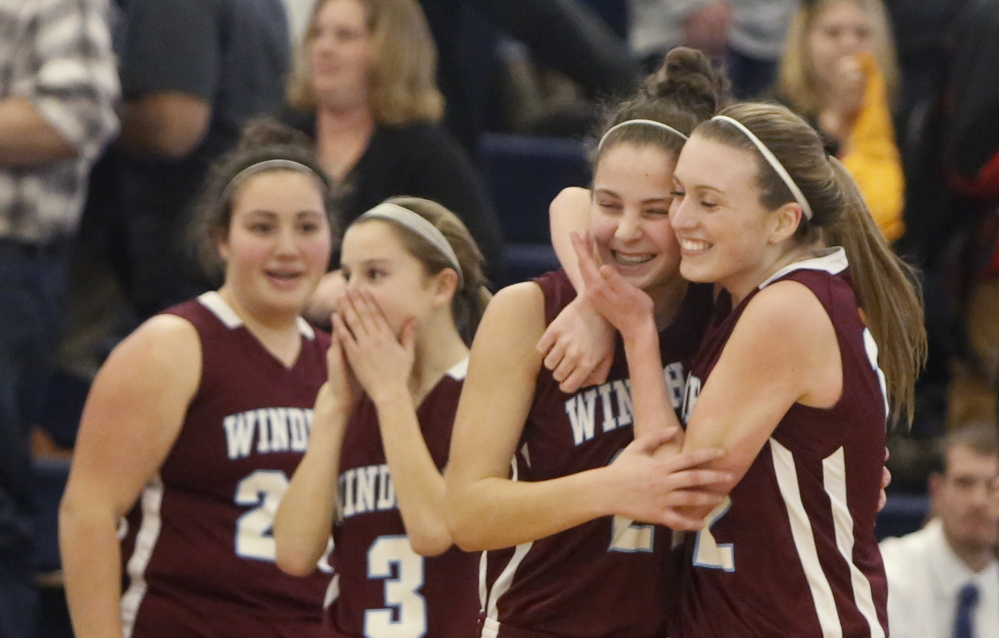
[825,157,926,426]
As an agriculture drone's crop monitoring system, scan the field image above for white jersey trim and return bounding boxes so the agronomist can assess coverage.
[770,439,843,638]
[446,356,470,381]
[758,247,848,290]
[479,455,534,638]
[823,448,886,638]
[120,476,165,638]
[197,291,316,339]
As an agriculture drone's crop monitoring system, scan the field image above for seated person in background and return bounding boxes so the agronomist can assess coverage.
[284,0,504,322]
[628,0,799,99]
[879,422,999,638]
[771,0,905,242]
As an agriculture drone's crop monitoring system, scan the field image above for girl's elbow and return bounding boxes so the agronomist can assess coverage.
[274,547,320,577]
[445,511,490,553]
[408,528,453,557]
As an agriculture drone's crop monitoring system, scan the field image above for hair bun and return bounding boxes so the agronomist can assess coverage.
[641,47,731,121]
[235,117,313,153]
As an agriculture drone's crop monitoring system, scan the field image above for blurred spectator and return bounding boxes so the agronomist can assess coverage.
[113,0,292,319]
[771,0,905,242]
[421,0,640,148]
[628,0,798,98]
[284,0,504,322]
[0,0,119,635]
[879,422,998,638]
[886,0,999,433]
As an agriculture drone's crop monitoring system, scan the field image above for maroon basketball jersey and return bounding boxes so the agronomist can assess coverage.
[118,292,333,638]
[677,250,890,638]
[479,270,712,638]
[328,357,479,638]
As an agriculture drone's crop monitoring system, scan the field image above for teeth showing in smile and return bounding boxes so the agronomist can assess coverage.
[612,251,654,266]
[679,239,711,251]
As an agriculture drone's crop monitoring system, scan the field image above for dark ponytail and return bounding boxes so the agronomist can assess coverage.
[189,118,338,280]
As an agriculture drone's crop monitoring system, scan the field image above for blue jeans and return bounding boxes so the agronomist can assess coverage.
[0,247,66,638]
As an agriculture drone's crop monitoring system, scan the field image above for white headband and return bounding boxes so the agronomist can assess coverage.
[711,115,813,220]
[597,119,688,152]
[356,203,463,284]
[223,159,327,202]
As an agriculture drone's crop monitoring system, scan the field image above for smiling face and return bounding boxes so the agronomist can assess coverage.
[218,170,332,320]
[339,219,448,336]
[308,0,372,110]
[589,142,683,303]
[669,134,794,303]
[808,0,873,91]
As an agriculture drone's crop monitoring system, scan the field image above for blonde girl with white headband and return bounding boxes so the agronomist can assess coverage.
[443,48,735,638]
[61,120,337,638]
[573,101,926,637]
[274,196,490,638]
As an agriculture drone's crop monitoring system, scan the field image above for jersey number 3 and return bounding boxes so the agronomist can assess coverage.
[364,535,427,638]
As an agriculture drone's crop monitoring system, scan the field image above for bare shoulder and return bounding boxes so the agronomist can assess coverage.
[97,314,202,398]
[72,316,204,492]
[550,186,592,213]
[475,281,547,341]
[737,279,832,348]
[729,279,840,404]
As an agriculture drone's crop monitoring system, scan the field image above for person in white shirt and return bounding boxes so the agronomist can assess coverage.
[880,422,999,638]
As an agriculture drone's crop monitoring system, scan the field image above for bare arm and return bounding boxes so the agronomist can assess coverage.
[549,186,593,289]
[569,232,682,446]
[59,316,200,638]
[1,3,119,167]
[444,283,727,550]
[538,187,617,391]
[0,98,77,165]
[303,270,347,329]
[678,282,842,517]
[117,93,211,160]
[274,337,354,576]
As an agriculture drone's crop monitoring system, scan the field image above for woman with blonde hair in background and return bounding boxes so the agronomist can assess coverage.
[285,0,503,321]
[772,0,905,242]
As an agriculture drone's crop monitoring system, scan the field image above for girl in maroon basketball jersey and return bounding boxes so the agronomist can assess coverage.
[60,122,337,638]
[575,102,926,637]
[444,48,734,638]
[273,197,489,638]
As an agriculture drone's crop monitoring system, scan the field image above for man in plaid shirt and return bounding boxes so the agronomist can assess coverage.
[0,1,118,635]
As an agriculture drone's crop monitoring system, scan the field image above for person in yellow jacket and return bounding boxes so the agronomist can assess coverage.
[771,0,904,242]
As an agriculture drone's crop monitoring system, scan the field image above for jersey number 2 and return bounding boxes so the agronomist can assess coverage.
[693,496,734,571]
[234,469,332,571]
